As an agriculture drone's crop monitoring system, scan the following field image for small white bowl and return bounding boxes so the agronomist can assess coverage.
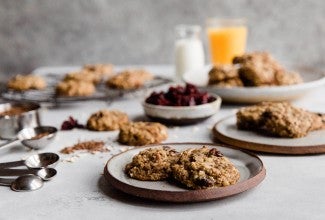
[142,93,222,125]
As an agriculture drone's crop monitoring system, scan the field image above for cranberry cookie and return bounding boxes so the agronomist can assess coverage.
[171,146,240,189]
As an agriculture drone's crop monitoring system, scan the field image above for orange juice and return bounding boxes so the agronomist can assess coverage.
[207,26,247,64]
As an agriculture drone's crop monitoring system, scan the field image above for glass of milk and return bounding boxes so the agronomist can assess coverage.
[175,25,205,81]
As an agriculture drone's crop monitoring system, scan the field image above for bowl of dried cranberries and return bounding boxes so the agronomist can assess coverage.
[142,83,222,125]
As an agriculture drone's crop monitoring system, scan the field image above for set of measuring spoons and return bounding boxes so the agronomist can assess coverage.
[0,126,60,191]
[0,152,60,191]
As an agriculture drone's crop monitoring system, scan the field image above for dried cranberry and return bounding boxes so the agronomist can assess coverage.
[145,83,215,107]
[61,116,84,130]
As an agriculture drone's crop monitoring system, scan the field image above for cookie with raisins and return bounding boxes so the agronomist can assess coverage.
[171,146,240,189]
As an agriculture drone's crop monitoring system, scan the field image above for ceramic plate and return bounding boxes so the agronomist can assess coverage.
[213,116,325,154]
[103,143,265,203]
[142,94,222,125]
[183,65,325,103]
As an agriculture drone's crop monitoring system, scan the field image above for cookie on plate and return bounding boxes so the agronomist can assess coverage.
[87,110,129,131]
[233,52,283,86]
[260,102,321,138]
[210,78,243,88]
[274,70,303,86]
[55,80,95,96]
[106,69,153,90]
[208,64,242,87]
[236,102,274,130]
[233,52,303,87]
[118,122,168,146]
[237,102,325,138]
[171,146,240,189]
[7,74,47,91]
[125,146,179,181]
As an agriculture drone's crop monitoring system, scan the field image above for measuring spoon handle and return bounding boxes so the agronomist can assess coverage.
[0,177,14,186]
[0,169,32,176]
[0,138,19,149]
[0,160,25,169]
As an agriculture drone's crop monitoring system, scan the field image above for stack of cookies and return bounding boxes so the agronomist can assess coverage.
[208,52,303,87]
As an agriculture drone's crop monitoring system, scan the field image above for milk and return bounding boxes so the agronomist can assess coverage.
[174,26,205,81]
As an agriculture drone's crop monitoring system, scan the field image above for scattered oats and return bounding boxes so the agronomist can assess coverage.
[62,156,77,163]
[173,126,180,131]
[119,146,129,152]
[206,125,214,130]
[192,126,199,132]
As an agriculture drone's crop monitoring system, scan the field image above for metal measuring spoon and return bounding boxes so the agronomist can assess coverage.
[0,126,57,150]
[0,168,57,181]
[0,174,43,192]
[0,152,60,169]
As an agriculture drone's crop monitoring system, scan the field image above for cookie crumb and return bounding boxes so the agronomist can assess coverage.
[60,141,109,154]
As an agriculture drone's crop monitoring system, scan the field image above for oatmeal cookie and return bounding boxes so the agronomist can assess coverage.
[260,102,318,138]
[208,65,239,85]
[83,63,114,78]
[274,70,303,85]
[55,80,95,96]
[211,78,243,88]
[7,74,47,91]
[63,71,101,84]
[86,110,129,131]
[106,69,153,90]
[237,102,325,138]
[236,102,274,130]
[233,52,284,86]
[233,52,303,87]
[125,146,179,181]
[118,122,168,146]
[171,146,240,189]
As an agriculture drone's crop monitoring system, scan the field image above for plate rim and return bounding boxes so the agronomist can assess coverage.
[103,142,266,203]
[213,116,325,155]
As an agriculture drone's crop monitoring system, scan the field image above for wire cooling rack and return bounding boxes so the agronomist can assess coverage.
[1,73,171,103]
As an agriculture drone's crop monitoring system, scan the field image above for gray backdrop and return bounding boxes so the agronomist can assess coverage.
[1,0,324,78]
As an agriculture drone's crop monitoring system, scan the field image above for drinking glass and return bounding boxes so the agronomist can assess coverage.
[206,18,247,65]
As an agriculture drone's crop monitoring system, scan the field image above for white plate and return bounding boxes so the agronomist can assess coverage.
[183,65,325,103]
[213,116,325,154]
[103,143,265,202]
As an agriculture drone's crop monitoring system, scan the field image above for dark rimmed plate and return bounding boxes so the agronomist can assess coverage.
[103,142,265,203]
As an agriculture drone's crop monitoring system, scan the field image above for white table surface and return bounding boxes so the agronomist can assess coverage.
[0,65,325,220]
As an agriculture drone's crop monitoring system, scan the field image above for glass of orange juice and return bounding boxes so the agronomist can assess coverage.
[206,18,248,64]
